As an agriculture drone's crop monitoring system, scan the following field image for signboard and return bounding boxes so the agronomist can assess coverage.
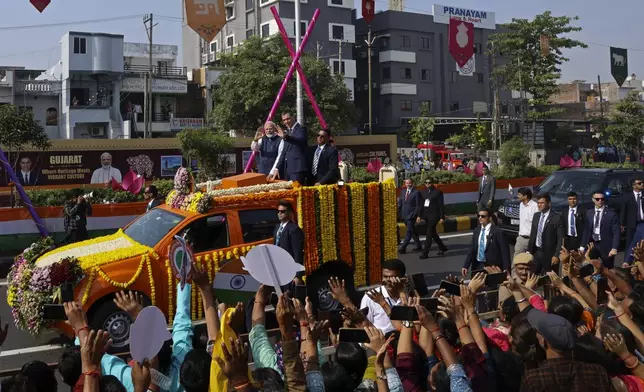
[449,18,474,68]
[456,54,475,76]
[433,4,495,30]
[610,47,628,87]
[121,78,188,94]
[30,0,50,12]
[184,0,227,43]
[170,118,204,131]
[362,0,375,24]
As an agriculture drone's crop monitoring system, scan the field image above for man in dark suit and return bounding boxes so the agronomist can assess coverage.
[528,193,565,274]
[476,165,496,211]
[562,191,585,251]
[270,111,308,184]
[580,190,620,269]
[462,207,510,275]
[308,128,339,185]
[144,185,162,212]
[418,179,448,259]
[274,200,305,281]
[398,178,422,253]
[17,156,40,186]
[620,177,644,259]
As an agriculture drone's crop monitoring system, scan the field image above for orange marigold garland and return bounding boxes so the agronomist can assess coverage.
[212,190,298,207]
[165,259,174,325]
[367,183,382,284]
[349,183,367,286]
[381,180,398,260]
[301,188,319,272]
[335,186,353,266]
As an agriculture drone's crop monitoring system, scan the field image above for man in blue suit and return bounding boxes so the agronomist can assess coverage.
[580,190,620,269]
[269,111,308,184]
[398,178,422,253]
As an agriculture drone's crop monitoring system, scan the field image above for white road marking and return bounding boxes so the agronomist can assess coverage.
[0,280,6,287]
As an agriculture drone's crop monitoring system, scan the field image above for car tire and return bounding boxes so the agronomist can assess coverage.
[88,292,152,353]
[306,261,358,312]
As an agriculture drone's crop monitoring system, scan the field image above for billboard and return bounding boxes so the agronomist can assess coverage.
[433,4,496,30]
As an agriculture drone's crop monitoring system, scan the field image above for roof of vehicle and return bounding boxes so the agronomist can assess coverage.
[556,167,644,173]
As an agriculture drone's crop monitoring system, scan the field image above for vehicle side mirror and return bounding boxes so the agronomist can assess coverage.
[607,188,621,197]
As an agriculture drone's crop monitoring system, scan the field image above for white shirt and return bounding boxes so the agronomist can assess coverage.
[20,171,30,184]
[634,190,644,219]
[359,286,401,334]
[251,135,284,154]
[567,206,578,236]
[477,223,491,261]
[270,123,300,174]
[90,166,122,184]
[519,200,538,237]
[535,210,550,248]
[594,207,604,238]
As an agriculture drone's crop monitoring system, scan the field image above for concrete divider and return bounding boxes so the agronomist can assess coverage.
[397,215,477,239]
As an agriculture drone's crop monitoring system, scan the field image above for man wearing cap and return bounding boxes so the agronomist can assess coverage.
[498,253,534,304]
[520,308,613,391]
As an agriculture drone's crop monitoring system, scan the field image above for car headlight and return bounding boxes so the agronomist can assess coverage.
[498,205,505,214]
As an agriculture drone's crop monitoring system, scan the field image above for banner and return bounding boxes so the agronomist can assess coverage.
[362,0,375,24]
[449,18,474,68]
[30,0,50,12]
[610,47,628,87]
[433,4,495,30]
[456,54,475,76]
[184,0,227,43]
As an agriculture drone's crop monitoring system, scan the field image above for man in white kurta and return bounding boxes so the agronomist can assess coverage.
[91,152,122,184]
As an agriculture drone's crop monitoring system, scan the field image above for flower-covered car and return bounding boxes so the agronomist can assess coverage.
[7,171,398,350]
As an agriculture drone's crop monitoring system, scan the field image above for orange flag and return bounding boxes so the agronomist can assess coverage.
[185,0,228,43]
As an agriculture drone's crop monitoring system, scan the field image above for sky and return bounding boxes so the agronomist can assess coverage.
[0,0,641,83]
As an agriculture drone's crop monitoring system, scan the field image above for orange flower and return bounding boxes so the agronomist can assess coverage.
[212,190,299,207]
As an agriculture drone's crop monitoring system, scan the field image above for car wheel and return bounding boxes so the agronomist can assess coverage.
[88,293,152,353]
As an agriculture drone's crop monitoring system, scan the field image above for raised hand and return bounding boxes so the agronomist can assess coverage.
[468,272,486,294]
[366,288,387,308]
[81,329,112,372]
[525,272,539,290]
[604,333,629,358]
[113,291,144,320]
[364,326,387,352]
[214,338,250,385]
[192,262,211,291]
[64,301,88,332]
[328,277,351,305]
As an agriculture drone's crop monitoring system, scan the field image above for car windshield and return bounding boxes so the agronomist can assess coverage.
[124,208,185,248]
[536,171,604,204]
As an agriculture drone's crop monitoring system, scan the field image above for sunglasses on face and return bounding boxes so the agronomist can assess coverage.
[478,214,489,218]
[277,209,288,214]
[636,182,643,185]
[317,134,325,138]
[594,197,605,201]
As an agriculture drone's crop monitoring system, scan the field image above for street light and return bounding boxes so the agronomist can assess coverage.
[365,27,377,135]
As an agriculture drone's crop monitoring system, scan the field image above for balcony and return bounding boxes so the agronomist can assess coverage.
[132,113,204,133]
[15,80,61,95]
[124,64,188,79]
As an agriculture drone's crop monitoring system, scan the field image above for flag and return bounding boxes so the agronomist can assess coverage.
[362,0,375,24]
[185,0,227,43]
[508,183,513,199]
[30,0,50,12]
[448,18,474,68]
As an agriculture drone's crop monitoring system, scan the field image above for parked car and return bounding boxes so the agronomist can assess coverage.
[497,167,644,242]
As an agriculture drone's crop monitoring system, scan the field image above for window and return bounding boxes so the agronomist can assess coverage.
[210,42,217,52]
[501,103,508,114]
[477,73,484,83]
[227,35,234,48]
[420,100,431,112]
[450,71,459,83]
[179,214,229,253]
[246,29,254,39]
[246,0,253,9]
[401,35,411,48]
[401,100,412,111]
[474,43,482,54]
[420,36,430,50]
[300,22,307,35]
[400,68,412,80]
[514,104,521,114]
[333,60,346,75]
[380,37,389,48]
[261,24,270,37]
[124,209,185,248]
[46,108,58,126]
[73,37,86,54]
[382,67,391,80]
[449,102,459,112]
[421,68,431,81]
[239,209,281,243]
[226,6,235,20]
[332,25,344,40]
[331,0,343,4]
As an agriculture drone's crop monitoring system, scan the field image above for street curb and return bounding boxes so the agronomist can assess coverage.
[397,216,477,238]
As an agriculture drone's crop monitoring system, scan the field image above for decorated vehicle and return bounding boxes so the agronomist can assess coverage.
[7,169,398,349]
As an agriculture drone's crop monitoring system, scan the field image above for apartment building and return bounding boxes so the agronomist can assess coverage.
[182,0,357,101]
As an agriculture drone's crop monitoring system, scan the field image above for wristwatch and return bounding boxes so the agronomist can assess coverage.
[402,320,413,328]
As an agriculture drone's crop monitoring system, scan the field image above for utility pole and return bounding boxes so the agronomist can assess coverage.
[365,26,376,135]
[490,43,500,150]
[316,42,323,60]
[143,14,157,138]
[597,75,604,120]
[294,0,303,125]
[338,39,342,69]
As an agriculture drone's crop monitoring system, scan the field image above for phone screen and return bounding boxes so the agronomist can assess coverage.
[420,298,438,313]
[485,272,506,287]
[578,264,595,279]
[294,285,307,303]
[411,273,429,297]
[597,278,609,305]
[470,269,487,278]
[61,283,74,303]
[339,328,370,343]
[42,304,67,320]
[389,306,419,321]
[439,280,461,296]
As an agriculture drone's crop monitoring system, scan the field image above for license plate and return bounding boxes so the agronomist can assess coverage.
[511,219,520,226]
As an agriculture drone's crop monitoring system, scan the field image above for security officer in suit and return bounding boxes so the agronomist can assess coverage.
[274,199,305,282]
[562,191,585,251]
[620,177,644,258]
[477,165,496,211]
[580,190,620,269]
[462,207,510,274]
[270,111,308,184]
[398,178,422,254]
[308,128,339,185]
[418,179,448,259]
[528,193,565,274]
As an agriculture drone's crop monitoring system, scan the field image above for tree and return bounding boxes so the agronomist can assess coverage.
[446,118,491,152]
[0,105,51,179]
[490,12,587,120]
[499,137,532,178]
[210,35,356,136]
[406,102,435,148]
[177,128,234,181]
[603,92,644,159]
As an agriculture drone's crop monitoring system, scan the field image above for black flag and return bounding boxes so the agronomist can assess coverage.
[610,47,628,87]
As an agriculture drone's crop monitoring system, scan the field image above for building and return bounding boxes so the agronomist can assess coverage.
[0,32,205,140]
[182,0,357,102]
[352,8,514,143]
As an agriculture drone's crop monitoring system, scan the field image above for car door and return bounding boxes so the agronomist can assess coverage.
[605,174,632,215]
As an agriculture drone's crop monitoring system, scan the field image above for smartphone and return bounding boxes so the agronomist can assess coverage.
[439,280,461,296]
[294,285,307,304]
[410,273,429,297]
[42,304,67,320]
[420,298,438,313]
[578,264,595,279]
[389,306,419,321]
[537,275,551,287]
[470,269,487,278]
[359,307,369,317]
[61,283,74,303]
[269,292,279,307]
[339,328,370,343]
[485,272,506,287]
[597,277,609,304]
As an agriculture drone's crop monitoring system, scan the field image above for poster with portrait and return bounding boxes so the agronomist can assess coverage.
[161,155,183,177]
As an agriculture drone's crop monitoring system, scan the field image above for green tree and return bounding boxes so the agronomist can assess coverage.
[406,102,434,148]
[0,105,51,178]
[490,11,587,120]
[446,119,491,152]
[177,128,234,181]
[603,92,644,159]
[499,136,532,178]
[210,35,356,136]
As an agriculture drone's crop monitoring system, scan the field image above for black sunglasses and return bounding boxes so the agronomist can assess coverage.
[277,209,288,214]
[594,197,605,201]
[478,214,489,218]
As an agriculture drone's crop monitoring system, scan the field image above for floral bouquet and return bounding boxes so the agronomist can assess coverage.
[174,167,191,194]
[8,252,83,335]
[126,154,154,178]
[166,167,211,213]
[22,237,55,263]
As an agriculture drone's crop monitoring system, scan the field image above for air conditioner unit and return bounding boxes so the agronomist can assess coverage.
[90,126,105,137]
